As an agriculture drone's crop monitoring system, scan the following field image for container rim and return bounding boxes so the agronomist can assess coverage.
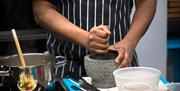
[0,53,66,67]
[113,67,161,80]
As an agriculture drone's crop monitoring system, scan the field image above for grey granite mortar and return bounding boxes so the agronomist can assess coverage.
[84,52,118,88]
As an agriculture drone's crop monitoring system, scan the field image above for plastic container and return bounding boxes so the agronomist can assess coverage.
[113,67,161,91]
[120,82,154,91]
[165,83,180,91]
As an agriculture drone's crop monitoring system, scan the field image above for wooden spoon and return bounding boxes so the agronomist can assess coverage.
[11,29,26,67]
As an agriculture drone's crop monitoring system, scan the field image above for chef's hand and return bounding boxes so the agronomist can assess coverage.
[108,39,136,68]
[86,25,111,54]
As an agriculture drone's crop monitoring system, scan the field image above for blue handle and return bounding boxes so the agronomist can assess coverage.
[63,78,82,91]
[160,75,170,84]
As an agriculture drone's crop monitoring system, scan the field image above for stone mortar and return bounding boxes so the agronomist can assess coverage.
[84,52,118,88]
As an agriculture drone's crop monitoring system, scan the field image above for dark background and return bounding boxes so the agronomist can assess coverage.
[0,0,47,56]
[0,0,38,30]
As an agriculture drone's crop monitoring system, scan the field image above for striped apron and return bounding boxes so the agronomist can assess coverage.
[47,0,138,77]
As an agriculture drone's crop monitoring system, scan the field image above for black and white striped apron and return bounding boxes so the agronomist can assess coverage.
[47,0,139,77]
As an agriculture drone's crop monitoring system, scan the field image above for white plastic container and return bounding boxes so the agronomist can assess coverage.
[165,83,180,91]
[113,67,161,91]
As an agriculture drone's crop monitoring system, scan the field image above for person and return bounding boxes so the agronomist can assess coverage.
[32,0,157,77]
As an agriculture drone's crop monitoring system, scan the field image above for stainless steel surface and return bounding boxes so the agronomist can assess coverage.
[0,65,10,76]
[0,53,56,66]
[0,53,66,87]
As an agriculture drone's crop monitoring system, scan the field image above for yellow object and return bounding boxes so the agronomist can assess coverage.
[18,73,36,91]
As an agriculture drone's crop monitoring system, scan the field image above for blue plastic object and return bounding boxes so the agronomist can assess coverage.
[63,78,82,91]
[160,75,170,84]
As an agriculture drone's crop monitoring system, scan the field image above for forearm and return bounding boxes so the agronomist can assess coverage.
[123,0,157,46]
[32,0,88,47]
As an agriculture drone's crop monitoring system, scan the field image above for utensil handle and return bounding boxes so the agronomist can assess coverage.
[54,56,67,77]
[11,29,26,67]
[55,56,66,68]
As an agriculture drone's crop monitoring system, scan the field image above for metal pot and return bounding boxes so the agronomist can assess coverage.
[0,53,66,89]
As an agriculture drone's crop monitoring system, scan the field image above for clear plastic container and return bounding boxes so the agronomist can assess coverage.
[113,67,161,91]
[120,82,154,91]
[164,83,180,91]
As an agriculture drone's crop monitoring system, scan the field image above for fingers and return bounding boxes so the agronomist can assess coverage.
[88,41,109,51]
[107,45,116,51]
[98,25,111,35]
[88,35,109,54]
[112,47,132,68]
[87,25,111,54]
[90,25,111,39]
[88,32,109,44]
[90,48,108,54]
[115,48,125,66]
[119,49,133,68]
[119,57,130,68]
